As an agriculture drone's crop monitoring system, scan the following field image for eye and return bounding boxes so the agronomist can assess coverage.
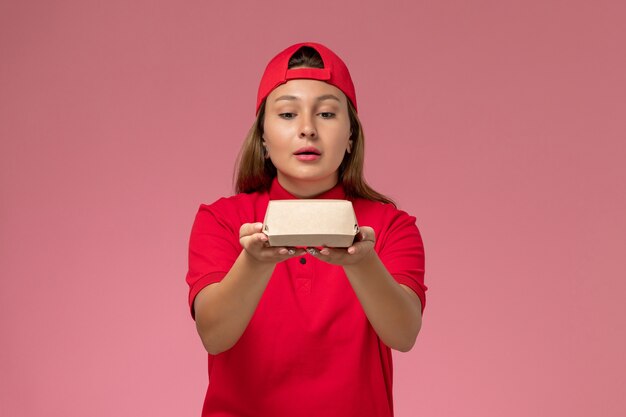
[319,112,335,119]
[279,112,296,119]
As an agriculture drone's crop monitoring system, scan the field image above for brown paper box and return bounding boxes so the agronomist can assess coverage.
[262,199,359,248]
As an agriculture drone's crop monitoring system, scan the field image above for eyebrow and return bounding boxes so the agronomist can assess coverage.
[274,94,342,103]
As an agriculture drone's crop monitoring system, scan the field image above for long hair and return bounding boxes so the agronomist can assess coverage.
[234,46,395,206]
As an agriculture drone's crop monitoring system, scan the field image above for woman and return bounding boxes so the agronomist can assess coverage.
[186,42,427,417]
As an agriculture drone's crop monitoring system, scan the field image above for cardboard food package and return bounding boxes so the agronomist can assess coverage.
[262,199,359,248]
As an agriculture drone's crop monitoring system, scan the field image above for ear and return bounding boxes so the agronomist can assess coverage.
[347,139,353,154]
[262,142,270,159]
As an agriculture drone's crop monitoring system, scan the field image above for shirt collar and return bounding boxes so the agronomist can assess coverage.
[269,177,346,200]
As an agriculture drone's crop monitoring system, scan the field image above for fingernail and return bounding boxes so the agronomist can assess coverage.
[320,249,330,255]
[279,248,288,255]
[347,247,355,254]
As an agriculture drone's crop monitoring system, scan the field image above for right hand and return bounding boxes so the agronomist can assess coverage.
[239,222,305,264]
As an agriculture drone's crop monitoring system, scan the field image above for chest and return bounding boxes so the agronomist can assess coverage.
[247,254,368,344]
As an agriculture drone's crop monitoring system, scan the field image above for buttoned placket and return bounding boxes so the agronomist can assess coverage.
[296,253,312,294]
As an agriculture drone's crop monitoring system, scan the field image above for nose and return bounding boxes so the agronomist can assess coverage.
[298,113,317,139]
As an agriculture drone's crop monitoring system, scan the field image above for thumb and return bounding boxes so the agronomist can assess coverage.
[240,222,264,238]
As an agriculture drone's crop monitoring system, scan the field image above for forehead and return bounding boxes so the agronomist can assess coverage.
[267,79,347,104]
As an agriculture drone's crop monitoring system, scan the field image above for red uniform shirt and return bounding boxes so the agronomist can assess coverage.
[186,178,427,417]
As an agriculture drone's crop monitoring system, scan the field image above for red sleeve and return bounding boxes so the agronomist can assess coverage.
[377,209,427,314]
[185,202,241,319]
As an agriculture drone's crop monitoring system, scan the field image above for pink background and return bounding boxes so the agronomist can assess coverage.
[1,1,625,416]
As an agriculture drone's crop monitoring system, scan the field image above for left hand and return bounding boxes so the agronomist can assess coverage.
[307,226,376,266]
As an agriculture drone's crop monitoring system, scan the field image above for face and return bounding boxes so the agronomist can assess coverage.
[262,79,353,196]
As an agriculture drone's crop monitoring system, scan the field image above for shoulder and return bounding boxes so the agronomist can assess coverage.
[352,197,423,250]
[352,198,416,227]
[198,189,268,218]
[191,190,269,235]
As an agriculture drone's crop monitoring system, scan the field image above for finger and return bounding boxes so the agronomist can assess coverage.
[360,227,375,241]
[275,247,292,255]
[242,232,268,245]
[286,247,306,256]
[240,222,264,238]
[354,231,366,243]
[305,247,330,256]
[240,233,268,254]
[278,247,305,256]
[348,240,371,255]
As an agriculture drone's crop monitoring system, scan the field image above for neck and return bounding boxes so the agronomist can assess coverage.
[276,173,339,198]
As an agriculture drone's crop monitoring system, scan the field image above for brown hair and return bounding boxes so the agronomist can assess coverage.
[233,46,395,206]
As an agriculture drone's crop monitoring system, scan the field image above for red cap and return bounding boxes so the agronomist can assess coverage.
[256,42,357,115]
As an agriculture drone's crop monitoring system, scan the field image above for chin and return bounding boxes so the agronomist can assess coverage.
[280,169,336,183]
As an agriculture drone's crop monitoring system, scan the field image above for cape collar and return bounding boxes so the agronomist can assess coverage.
[268,177,346,200]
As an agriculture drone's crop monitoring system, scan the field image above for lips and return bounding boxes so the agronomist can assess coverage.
[294,147,321,156]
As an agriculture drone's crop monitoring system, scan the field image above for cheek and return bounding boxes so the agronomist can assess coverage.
[331,125,352,153]
[264,123,294,145]
[263,130,291,159]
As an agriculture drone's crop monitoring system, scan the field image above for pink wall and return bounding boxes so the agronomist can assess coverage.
[1,1,625,416]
